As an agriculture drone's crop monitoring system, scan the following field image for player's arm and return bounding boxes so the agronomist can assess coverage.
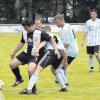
[49,37,61,59]
[10,33,25,59]
[63,51,68,69]
[41,31,61,59]
[34,41,46,56]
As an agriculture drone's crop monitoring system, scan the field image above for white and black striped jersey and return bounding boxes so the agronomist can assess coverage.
[84,18,100,46]
[20,28,52,55]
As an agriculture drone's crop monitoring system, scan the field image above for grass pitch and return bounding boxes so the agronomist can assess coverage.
[0,32,100,100]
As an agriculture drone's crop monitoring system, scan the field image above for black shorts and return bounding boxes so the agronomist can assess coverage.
[67,56,75,65]
[38,50,63,69]
[87,45,99,54]
[16,52,40,65]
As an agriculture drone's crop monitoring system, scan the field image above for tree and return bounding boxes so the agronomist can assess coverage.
[4,0,17,23]
[0,0,17,23]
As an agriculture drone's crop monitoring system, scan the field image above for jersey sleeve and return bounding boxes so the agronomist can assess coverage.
[41,31,52,42]
[20,33,25,43]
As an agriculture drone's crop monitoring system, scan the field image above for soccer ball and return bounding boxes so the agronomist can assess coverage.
[0,80,4,90]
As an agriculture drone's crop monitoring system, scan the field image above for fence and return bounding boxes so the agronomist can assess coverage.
[0,23,85,33]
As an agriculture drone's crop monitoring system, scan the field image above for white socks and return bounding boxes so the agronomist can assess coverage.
[27,74,39,90]
[89,55,94,69]
[55,68,67,89]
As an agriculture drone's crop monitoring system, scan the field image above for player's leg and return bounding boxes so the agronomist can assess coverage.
[27,55,42,94]
[50,66,59,83]
[28,62,37,76]
[58,59,69,85]
[59,56,75,87]
[55,68,67,91]
[9,52,27,86]
[89,54,94,72]
[28,64,43,90]
[51,60,69,86]
[87,46,94,72]
[52,57,68,92]
[51,51,69,85]
[63,56,75,76]
[9,58,24,87]
[51,51,66,83]
[28,61,37,94]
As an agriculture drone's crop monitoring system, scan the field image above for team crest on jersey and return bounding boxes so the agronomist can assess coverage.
[27,38,33,46]
[28,38,32,43]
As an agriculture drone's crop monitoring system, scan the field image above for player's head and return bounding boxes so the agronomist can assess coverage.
[43,26,51,32]
[54,14,65,28]
[90,9,97,20]
[35,18,44,28]
[21,18,34,32]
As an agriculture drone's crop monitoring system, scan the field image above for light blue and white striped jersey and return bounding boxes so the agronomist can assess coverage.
[84,18,100,46]
[61,23,79,57]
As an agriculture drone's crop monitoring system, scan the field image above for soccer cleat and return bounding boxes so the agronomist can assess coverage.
[12,79,24,87]
[32,85,37,94]
[89,67,94,72]
[19,88,37,95]
[59,88,68,92]
[89,69,94,72]
[19,88,32,94]
[65,83,69,86]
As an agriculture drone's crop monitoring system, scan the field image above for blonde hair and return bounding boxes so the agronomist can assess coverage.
[54,14,64,22]
[35,18,44,24]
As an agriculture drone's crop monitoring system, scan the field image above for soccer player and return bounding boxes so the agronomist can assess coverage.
[43,26,68,91]
[53,14,79,80]
[35,18,44,29]
[10,18,44,87]
[82,9,100,72]
[10,18,60,94]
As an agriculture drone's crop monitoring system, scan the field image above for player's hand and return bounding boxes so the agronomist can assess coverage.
[10,53,15,60]
[34,49,39,57]
[55,49,61,59]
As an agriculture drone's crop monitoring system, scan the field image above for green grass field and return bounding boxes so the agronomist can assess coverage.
[0,32,100,100]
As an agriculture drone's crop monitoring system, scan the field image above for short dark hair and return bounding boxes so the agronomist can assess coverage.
[90,9,97,13]
[21,18,34,26]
